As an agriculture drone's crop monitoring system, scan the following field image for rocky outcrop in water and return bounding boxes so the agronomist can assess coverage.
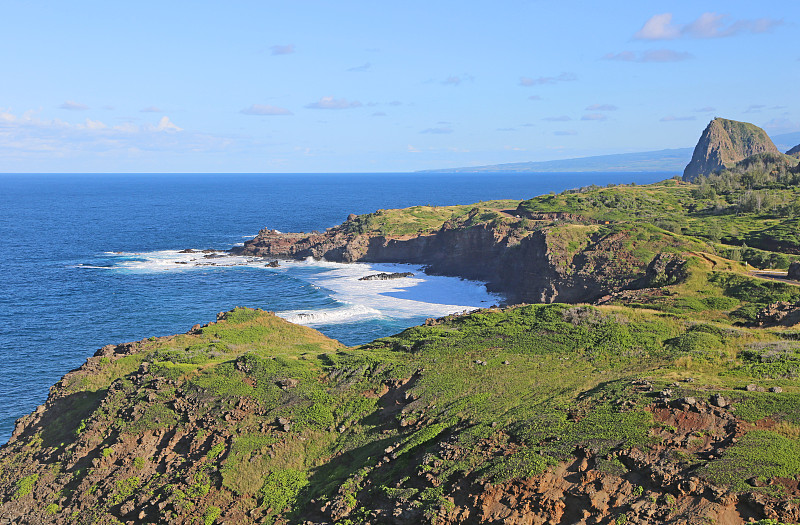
[359,272,414,281]
[682,118,779,181]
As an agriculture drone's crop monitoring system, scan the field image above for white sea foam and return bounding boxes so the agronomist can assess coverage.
[99,250,266,272]
[278,304,382,325]
[275,259,501,324]
[97,250,502,325]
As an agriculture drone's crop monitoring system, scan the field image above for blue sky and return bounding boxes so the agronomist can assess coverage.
[1,1,797,172]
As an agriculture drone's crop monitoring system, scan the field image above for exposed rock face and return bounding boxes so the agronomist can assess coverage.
[233,222,676,305]
[683,118,780,181]
[751,300,800,327]
[788,144,800,158]
[789,261,800,280]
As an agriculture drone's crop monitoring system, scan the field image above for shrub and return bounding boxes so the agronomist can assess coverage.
[203,506,222,525]
[259,469,308,512]
[13,474,38,499]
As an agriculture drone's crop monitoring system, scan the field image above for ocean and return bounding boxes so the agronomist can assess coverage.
[0,171,669,443]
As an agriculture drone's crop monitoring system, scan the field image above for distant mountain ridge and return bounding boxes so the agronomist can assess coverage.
[421,148,693,173]
[422,130,799,174]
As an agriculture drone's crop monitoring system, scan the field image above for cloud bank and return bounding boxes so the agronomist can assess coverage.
[635,12,782,40]
[519,72,576,87]
[305,97,362,110]
[604,49,692,63]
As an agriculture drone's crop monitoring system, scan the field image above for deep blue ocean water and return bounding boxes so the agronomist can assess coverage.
[0,171,669,443]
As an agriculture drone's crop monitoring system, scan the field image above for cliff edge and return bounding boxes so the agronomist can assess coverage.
[682,118,779,181]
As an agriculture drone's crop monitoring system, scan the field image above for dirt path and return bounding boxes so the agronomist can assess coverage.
[749,269,800,286]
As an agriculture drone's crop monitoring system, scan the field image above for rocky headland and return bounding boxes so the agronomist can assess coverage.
[682,118,780,181]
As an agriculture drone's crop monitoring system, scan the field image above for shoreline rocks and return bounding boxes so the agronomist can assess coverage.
[359,272,414,281]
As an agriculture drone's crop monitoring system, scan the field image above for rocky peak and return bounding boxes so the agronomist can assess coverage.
[682,118,779,181]
[787,143,800,158]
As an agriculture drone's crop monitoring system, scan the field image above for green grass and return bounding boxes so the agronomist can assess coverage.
[341,201,520,236]
[7,295,800,522]
[13,474,38,499]
[700,430,800,492]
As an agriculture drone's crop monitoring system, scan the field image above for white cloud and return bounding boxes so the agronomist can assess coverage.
[305,97,362,110]
[347,62,371,72]
[240,104,293,116]
[407,145,420,153]
[643,49,692,62]
[554,130,577,136]
[581,113,608,121]
[271,44,295,55]
[371,112,386,117]
[635,13,681,40]
[0,109,239,167]
[140,106,162,113]
[154,116,182,132]
[586,104,617,111]
[603,49,692,63]
[635,12,783,40]
[60,100,89,111]
[519,72,576,86]
[528,95,542,101]
[84,119,107,130]
[442,75,462,86]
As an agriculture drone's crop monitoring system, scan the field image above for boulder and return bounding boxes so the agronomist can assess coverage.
[788,261,800,281]
[709,393,729,408]
[359,272,415,281]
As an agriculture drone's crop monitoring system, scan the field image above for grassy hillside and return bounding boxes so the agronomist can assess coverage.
[4,257,800,524]
[341,200,520,236]
[517,155,800,269]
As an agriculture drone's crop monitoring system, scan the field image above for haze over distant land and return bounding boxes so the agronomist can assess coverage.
[420,149,693,173]
[423,131,800,173]
[0,2,797,173]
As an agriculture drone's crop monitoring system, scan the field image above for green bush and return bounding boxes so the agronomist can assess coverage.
[259,469,308,513]
[203,506,222,525]
[13,474,38,499]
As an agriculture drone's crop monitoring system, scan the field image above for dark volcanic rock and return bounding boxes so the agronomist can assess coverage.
[683,118,779,181]
[751,301,800,327]
[788,261,800,281]
[359,272,414,281]
[231,220,682,305]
